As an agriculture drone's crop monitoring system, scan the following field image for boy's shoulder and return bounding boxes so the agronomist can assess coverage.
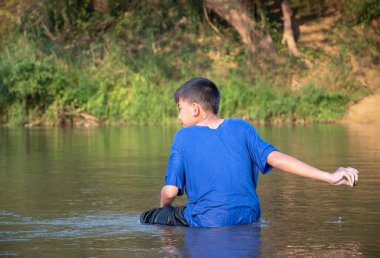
[227,118,250,125]
[225,118,255,130]
[172,118,259,148]
[175,118,253,137]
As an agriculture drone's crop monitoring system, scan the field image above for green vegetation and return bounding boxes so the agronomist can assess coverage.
[0,0,379,126]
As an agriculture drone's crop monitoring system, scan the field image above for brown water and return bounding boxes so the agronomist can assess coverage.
[0,124,379,257]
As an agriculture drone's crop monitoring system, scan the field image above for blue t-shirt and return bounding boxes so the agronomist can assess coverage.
[165,118,278,228]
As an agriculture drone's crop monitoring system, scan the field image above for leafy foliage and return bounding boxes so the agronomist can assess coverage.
[340,0,380,24]
[0,0,374,126]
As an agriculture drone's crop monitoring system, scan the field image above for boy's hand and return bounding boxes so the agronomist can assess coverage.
[329,167,359,187]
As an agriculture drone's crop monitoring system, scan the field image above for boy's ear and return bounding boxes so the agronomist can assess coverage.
[192,103,201,116]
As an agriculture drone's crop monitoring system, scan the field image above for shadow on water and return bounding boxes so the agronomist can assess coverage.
[158,223,263,258]
[183,223,262,257]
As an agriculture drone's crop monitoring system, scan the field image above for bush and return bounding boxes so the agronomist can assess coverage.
[219,75,352,123]
[340,0,380,24]
[0,1,368,126]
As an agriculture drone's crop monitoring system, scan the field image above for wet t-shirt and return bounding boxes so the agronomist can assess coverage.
[165,118,278,228]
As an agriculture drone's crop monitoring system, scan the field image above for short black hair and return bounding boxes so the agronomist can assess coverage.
[174,78,220,114]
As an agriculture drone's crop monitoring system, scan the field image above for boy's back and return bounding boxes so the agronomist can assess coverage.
[166,118,277,227]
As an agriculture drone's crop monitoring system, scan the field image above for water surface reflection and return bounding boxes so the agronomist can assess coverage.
[0,124,379,257]
[159,223,262,258]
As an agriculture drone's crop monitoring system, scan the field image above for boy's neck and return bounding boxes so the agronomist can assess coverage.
[196,113,224,129]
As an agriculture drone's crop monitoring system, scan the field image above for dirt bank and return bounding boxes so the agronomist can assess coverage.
[298,15,380,124]
[342,91,380,124]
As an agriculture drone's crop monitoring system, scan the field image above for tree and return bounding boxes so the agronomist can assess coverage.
[205,0,274,55]
[205,0,311,61]
[281,0,301,57]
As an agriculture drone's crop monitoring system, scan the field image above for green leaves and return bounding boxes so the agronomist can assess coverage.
[341,0,380,24]
[219,77,352,123]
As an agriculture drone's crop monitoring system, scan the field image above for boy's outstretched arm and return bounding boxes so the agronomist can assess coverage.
[160,185,179,207]
[267,151,359,187]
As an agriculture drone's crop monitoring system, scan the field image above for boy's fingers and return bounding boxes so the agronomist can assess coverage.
[352,168,359,181]
[347,172,354,186]
[347,167,358,174]
[333,167,359,187]
[347,167,359,184]
[343,168,354,187]
[348,167,359,174]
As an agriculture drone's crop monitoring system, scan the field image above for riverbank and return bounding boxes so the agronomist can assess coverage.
[0,3,379,127]
[342,91,380,124]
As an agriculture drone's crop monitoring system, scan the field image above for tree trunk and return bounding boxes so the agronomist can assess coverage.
[281,0,301,57]
[92,0,108,14]
[206,0,273,55]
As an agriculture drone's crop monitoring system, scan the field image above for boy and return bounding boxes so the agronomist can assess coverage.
[140,77,359,228]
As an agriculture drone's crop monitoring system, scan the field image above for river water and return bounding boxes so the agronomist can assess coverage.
[0,123,379,257]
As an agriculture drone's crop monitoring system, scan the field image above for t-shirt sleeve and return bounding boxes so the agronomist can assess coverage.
[165,141,186,196]
[246,122,278,174]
